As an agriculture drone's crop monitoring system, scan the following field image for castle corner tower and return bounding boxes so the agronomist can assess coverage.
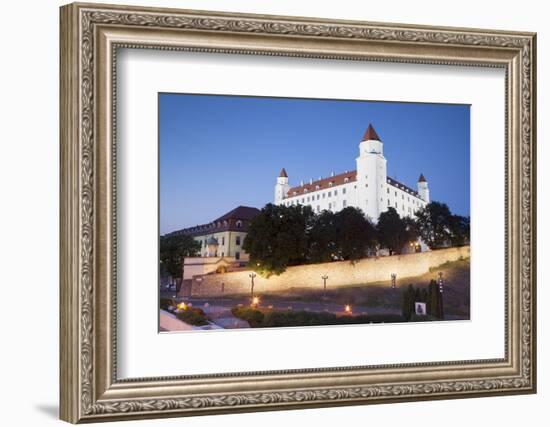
[274,168,290,204]
[417,173,430,203]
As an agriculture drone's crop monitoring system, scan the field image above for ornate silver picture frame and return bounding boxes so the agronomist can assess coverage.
[60,2,536,423]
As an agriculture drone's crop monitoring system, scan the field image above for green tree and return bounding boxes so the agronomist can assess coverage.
[243,203,314,276]
[414,201,453,249]
[159,234,201,279]
[401,284,415,320]
[308,210,338,263]
[448,214,470,246]
[377,207,417,254]
[333,207,377,261]
[426,279,444,319]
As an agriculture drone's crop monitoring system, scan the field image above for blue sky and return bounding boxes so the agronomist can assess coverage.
[159,93,470,234]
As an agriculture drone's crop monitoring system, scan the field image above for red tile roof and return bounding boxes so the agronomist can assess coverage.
[285,170,357,198]
[362,123,381,141]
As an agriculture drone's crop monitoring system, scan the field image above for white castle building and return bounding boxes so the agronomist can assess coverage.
[274,124,430,223]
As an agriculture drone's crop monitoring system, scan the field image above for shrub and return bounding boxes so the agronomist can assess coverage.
[175,308,209,326]
[231,307,265,327]
[160,297,177,311]
[232,307,407,328]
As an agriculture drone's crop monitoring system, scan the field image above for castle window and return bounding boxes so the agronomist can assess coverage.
[343,200,347,207]
[222,236,225,245]
[328,202,332,209]
[235,251,240,260]
[236,236,241,246]
[236,220,242,228]
[387,199,390,206]
[334,190,338,196]
[395,191,397,197]
[402,194,404,199]
[343,188,346,194]
[317,194,320,200]
[307,196,310,202]
[322,193,326,199]
[328,191,332,197]
[344,177,349,183]
[328,182,333,187]
[317,205,320,212]
[395,202,398,208]
[387,188,389,194]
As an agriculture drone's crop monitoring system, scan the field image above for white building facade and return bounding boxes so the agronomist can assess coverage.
[274,124,430,223]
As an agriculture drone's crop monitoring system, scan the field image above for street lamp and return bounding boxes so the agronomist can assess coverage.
[391,273,397,289]
[321,274,329,299]
[438,272,444,293]
[249,272,257,300]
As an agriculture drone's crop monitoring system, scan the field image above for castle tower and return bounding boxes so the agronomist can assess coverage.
[274,168,290,204]
[355,124,387,222]
[417,173,430,203]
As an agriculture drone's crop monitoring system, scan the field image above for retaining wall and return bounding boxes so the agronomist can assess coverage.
[189,246,470,297]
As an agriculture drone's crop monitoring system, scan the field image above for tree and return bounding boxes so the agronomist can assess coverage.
[243,203,314,276]
[414,201,453,249]
[308,210,338,263]
[159,234,201,279]
[401,284,415,320]
[377,207,417,254]
[333,207,377,261]
[448,214,470,246]
[426,279,444,319]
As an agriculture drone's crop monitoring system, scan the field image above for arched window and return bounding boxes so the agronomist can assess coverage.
[236,220,242,228]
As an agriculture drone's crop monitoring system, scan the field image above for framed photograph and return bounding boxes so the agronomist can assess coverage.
[60,2,536,423]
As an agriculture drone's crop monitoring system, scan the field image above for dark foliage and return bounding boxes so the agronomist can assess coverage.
[159,234,201,279]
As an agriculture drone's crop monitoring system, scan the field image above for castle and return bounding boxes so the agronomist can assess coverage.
[274,124,430,223]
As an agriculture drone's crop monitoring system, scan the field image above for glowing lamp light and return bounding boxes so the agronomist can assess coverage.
[177,302,188,311]
[344,304,352,314]
[251,296,260,307]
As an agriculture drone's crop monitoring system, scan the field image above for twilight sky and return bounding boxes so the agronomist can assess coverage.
[159,93,470,235]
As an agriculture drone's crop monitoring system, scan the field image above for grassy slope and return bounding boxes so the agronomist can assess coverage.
[256,258,471,319]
